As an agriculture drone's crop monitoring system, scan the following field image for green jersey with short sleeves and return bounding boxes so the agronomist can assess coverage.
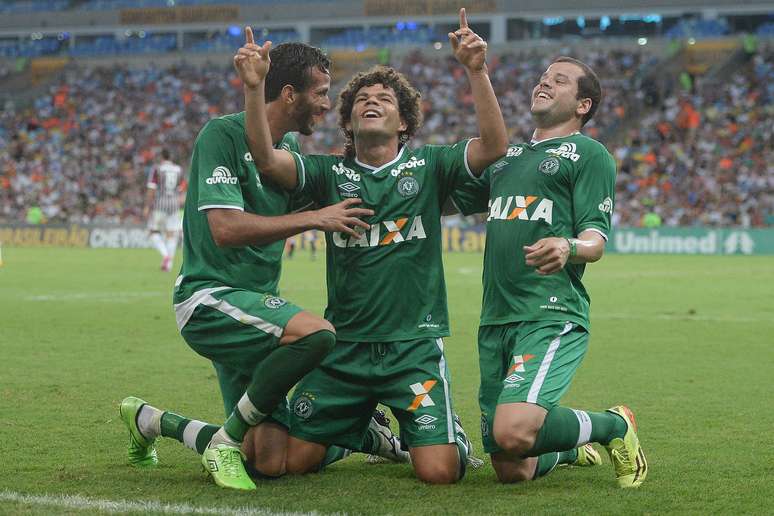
[290,141,474,342]
[174,112,303,303]
[451,133,616,329]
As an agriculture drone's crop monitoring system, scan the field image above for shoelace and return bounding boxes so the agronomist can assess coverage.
[219,447,243,476]
[611,446,632,469]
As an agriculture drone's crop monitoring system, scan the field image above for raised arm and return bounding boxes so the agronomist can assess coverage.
[233,27,298,190]
[448,8,508,175]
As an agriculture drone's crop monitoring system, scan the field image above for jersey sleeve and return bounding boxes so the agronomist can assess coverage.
[194,120,244,211]
[429,140,477,202]
[289,152,334,205]
[449,168,491,216]
[572,147,617,239]
[279,132,301,153]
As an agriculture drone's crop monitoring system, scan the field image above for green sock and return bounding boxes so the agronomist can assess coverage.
[320,446,353,470]
[527,406,628,457]
[160,412,219,454]
[532,449,577,480]
[223,330,336,442]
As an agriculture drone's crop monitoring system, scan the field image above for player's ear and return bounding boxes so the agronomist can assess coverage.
[576,98,592,119]
[281,84,296,105]
[398,116,407,133]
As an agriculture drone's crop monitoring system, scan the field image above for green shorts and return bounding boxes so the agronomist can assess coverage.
[478,321,588,454]
[177,287,304,426]
[288,338,457,450]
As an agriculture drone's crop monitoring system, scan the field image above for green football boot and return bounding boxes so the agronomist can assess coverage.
[605,405,647,488]
[573,443,602,467]
[202,444,256,491]
[119,396,158,467]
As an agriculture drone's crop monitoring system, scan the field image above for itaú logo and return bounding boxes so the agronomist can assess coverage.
[332,215,426,248]
[487,195,554,224]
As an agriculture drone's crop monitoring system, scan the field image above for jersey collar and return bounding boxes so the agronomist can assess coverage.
[354,145,406,174]
[529,131,580,146]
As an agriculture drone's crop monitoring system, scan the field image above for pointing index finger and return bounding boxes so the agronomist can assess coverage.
[459,8,468,30]
[245,26,254,45]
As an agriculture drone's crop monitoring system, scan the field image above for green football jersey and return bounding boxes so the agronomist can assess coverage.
[290,141,474,342]
[174,112,302,303]
[451,133,616,329]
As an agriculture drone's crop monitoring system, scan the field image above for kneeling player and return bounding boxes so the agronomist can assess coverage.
[451,56,647,488]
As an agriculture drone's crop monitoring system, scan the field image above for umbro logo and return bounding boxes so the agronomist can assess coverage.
[546,142,580,162]
[415,414,438,425]
[207,459,218,472]
[337,182,361,198]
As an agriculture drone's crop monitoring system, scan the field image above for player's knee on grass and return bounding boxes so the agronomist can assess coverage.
[241,423,288,478]
[285,436,327,475]
[410,444,460,485]
[282,311,335,345]
[491,453,536,483]
[492,402,546,456]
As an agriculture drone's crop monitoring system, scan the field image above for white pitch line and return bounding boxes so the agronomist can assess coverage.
[593,313,773,324]
[0,490,325,516]
[24,292,164,302]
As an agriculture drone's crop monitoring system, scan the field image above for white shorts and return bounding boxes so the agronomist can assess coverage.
[148,210,182,232]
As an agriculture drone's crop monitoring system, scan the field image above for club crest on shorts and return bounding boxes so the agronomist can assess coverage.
[397,176,420,198]
[293,395,314,419]
[538,157,560,176]
[264,295,287,309]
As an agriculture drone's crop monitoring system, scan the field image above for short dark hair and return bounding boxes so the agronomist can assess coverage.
[553,56,602,126]
[265,43,331,102]
[338,66,423,157]
[161,149,170,160]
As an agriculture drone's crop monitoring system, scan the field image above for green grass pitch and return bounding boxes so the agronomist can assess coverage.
[1,248,772,514]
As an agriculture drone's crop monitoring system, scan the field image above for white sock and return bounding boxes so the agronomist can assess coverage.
[165,234,179,261]
[182,420,207,452]
[150,233,168,258]
[209,427,241,448]
[137,404,162,439]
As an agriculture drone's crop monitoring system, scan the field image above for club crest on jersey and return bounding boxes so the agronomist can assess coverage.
[332,215,426,248]
[487,195,553,224]
[206,166,238,185]
[397,175,420,198]
[293,395,314,419]
[263,295,287,309]
[545,142,581,162]
[537,157,560,176]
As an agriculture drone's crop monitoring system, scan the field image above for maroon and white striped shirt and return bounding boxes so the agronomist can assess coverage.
[148,160,184,214]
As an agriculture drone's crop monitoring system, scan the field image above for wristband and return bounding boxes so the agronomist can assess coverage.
[566,238,577,258]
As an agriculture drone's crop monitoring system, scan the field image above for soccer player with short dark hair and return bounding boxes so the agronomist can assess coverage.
[451,56,648,487]
[119,37,408,491]
[238,9,506,484]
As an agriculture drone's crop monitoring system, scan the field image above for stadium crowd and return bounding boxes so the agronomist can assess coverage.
[0,44,771,226]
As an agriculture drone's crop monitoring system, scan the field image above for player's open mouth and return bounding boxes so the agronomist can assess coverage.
[362,109,381,119]
[535,91,552,100]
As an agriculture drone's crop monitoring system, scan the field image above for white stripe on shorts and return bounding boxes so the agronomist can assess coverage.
[435,338,455,443]
[526,322,574,404]
[182,420,206,451]
[573,409,592,447]
[173,286,283,337]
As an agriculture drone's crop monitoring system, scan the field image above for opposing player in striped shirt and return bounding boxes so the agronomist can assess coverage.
[144,149,185,272]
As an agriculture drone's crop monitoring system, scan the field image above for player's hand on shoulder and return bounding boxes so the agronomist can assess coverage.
[233,26,272,89]
[448,8,487,73]
[524,237,570,275]
[312,198,374,238]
